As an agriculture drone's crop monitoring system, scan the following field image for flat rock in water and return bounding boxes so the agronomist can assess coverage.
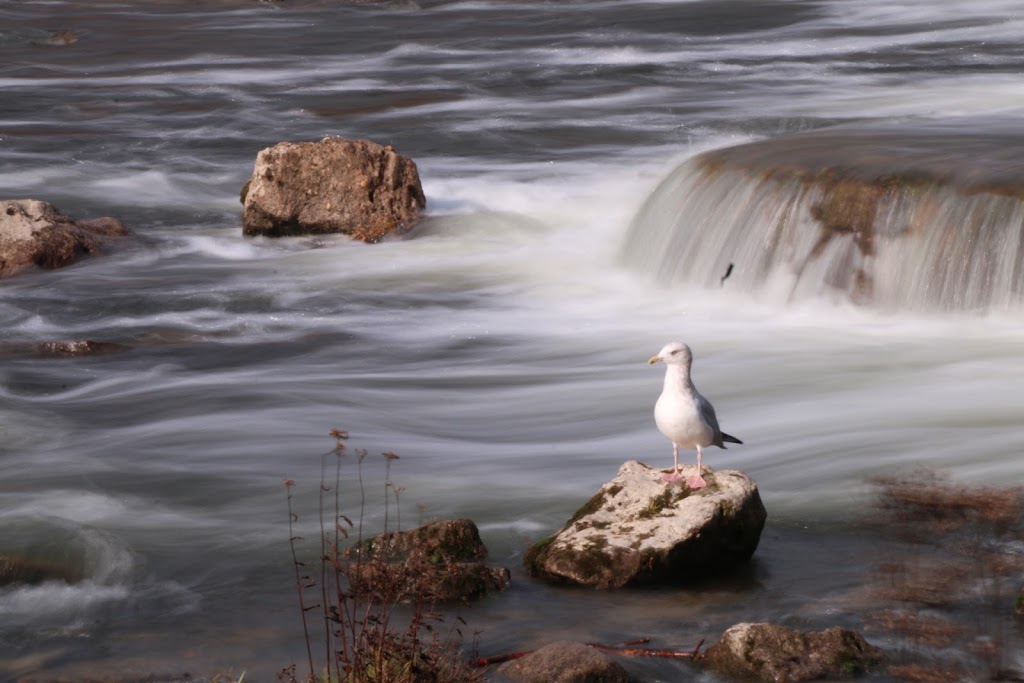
[702,622,886,682]
[241,136,425,242]
[524,460,766,588]
[496,641,633,683]
[0,199,129,278]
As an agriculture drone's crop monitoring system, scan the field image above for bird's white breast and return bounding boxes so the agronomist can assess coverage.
[654,389,714,449]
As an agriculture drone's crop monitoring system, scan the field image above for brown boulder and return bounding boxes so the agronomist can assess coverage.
[0,199,129,278]
[241,137,425,242]
[496,641,633,683]
[702,622,885,682]
[351,519,509,602]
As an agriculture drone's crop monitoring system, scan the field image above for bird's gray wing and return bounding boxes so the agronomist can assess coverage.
[696,393,726,447]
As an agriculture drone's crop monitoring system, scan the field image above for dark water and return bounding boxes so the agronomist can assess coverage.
[2,0,1024,679]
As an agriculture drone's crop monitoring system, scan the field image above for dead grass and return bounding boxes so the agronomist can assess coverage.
[280,430,482,683]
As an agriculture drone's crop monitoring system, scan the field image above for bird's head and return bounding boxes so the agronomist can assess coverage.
[648,341,693,367]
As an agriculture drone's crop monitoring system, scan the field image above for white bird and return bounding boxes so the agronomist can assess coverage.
[648,341,742,489]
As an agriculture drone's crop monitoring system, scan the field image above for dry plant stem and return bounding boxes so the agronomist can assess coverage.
[286,432,481,683]
[384,456,392,532]
[357,448,367,544]
[318,451,333,683]
[331,446,350,670]
[284,480,316,682]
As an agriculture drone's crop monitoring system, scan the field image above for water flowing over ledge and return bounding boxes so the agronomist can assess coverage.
[620,124,1024,312]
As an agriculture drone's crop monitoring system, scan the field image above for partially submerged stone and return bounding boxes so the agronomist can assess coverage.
[496,641,633,683]
[34,340,131,357]
[524,460,766,588]
[702,622,886,682]
[241,136,425,242]
[0,553,84,586]
[0,199,129,278]
[352,519,509,602]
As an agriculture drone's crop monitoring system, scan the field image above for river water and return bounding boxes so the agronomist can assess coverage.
[2,0,1024,680]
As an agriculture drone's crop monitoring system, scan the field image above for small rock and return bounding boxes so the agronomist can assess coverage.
[241,136,426,242]
[0,199,129,278]
[524,460,766,588]
[496,641,633,683]
[702,622,886,682]
[34,340,130,357]
[0,553,83,586]
[352,519,510,602]
[45,29,79,46]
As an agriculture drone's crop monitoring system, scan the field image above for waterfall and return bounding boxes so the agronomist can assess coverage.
[620,128,1024,311]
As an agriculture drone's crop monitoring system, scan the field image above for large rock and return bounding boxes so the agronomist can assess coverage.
[496,641,633,683]
[241,136,426,242]
[0,199,129,278]
[702,623,886,682]
[524,460,766,589]
[351,519,510,602]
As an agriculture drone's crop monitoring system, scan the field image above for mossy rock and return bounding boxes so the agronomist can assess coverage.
[524,460,766,589]
[702,622,886,681]
[350,519,509,602]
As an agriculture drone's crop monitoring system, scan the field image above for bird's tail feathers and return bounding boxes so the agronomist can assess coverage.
[721,432,743,445]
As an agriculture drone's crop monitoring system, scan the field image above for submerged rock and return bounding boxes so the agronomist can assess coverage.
[524,460,766,589]
[0,553,84,586]
[34,340,131,357]
[352,519,509,602]
[702,622,885,682]
[0,339,131,359]
[496,641,633,683]
[0,199,129,278]
[241,136,426,242]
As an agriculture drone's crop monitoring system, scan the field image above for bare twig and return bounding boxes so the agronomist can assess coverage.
[284,479,316,681]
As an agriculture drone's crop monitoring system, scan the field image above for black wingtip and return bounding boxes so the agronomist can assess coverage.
[721,432,743,445]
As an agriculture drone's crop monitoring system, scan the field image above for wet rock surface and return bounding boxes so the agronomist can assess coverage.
[702,622,886,682]
[524,460,766,589]
[0,199,129,278]
[0,553,84,586]
[496,641,633,683]
[241,136,425,242]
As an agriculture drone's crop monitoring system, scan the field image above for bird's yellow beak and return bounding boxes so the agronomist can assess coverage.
[647,354,662,365]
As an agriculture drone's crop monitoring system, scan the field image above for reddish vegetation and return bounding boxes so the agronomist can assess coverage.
[865,469,1024,681]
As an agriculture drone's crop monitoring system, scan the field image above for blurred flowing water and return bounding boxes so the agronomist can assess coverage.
[2,0,1024,679]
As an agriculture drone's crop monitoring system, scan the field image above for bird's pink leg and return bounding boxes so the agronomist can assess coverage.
[661,443,683,482]
[686,445,707,489]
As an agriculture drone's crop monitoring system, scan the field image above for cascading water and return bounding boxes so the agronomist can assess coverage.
[620,127,1024,311]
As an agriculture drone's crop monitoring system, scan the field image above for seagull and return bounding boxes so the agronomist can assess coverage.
[648,342,742,489]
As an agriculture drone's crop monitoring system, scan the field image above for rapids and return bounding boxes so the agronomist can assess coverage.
[2,0,1024,679]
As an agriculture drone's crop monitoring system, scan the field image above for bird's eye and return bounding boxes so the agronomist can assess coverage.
[670,349,679,355]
